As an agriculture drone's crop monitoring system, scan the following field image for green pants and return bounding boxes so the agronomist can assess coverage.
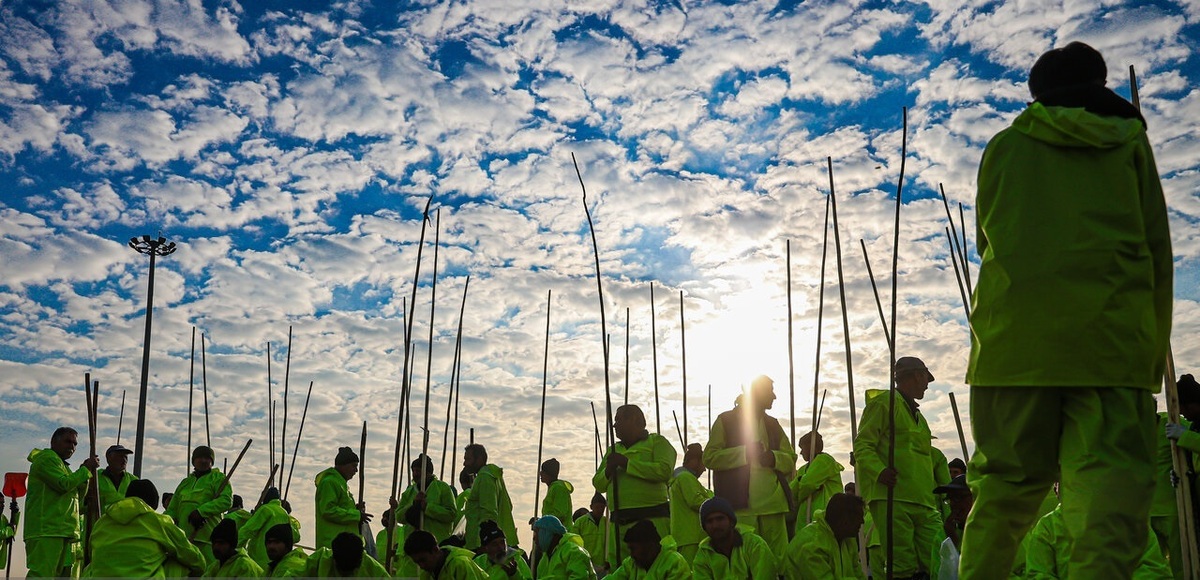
[735,511,788,558]
[1150,514,1184,579]
[866,500,941,577]
[25,537,76,578]
[961,387,1156,579]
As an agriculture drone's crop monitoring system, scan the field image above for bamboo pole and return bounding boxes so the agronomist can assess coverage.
[811,192,831,452]
[939,184,972,298]
[651,283,661,435]
[957,203,973,297]
[787,239,796,445]
[672,410,685,450]
[358,421,367,504]
[534,290,552,523]
[267,342,274,474]
[188,327,196,477]
[256,464,280,509]
[281,326,292,490]
[624,308,630,406]
[83,374,98,566]
[945,228,971,319]
[283,381,314,502]
[1166,349,1200,578]
[116,389,126,445]
[827,158,857,442]
[201,333,211,447]
[679,290,688,447]
[948,392,969,461]
[884,107,910,580]
[441,276,470,481]
[707,384,713,488]
[450,332,463,489]
[419,208,442,531]
[591,402,602,471]
[859,240,893,351]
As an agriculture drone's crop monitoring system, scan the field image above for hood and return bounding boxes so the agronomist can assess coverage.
[561,532,585,549]
[105,497,157,525]
[553,480,574,493]
[478,464,503,481]
[1013,102,1144,149]
[28,448,60,464]
[314,466,343,486]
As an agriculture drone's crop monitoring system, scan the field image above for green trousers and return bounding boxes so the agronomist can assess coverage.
[25,537,76,578]
[960,387,1156,579]
[866,500,941,577]
[1150,514,1184,579]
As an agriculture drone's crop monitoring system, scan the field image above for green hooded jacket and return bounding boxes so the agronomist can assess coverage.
[782,512,865,580]
[397,477,459,541]
[1026,504,1171,578]
[473,546,532,580]
[606,536,691,580]
[376,524,419,577]
[204,547,264,577]
[537,533,597,580]
[667,467,712,549]
[790,453,844,532]
[240,499,301,568]
[24,448,91,540]
[84,496,205,578]
[542,480,575,526]
[97,469,138,514]
[968,102,1172,389]
[464,464,517,550]
[853,389,935,507]
[0,514,13,569]
[166,468,233,545]
[570,512,610,570]
[267,548,309,578]
[304,546,389,577]
[692,525,778,580]
[593,434,677,513]
[420,546,487,579]
[315,467,361,550]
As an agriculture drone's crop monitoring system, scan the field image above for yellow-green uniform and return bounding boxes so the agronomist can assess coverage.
[463,465,518,551]
[0,513,13,570]
[419,546,487,579]
[704,407,796,556]
[223,509,252,536]
[542,480,575,527]
[24,447,91,578]
[930,447,952,521]
[691,525,777,579]
[83,496,206,578]
[782,511,865,580]
[376,525,420,578]
[397,478,459,543]
[96,469,137,514]
[791,452,845,533]
[267,548,308,578]
[570,513,611,572]
[593,434,676,566]
[304,546,389,577]
[473,547,532,580]
[165,468,233,565]
[667,466,711,563]
[204,547,264,577]
[605,536,690,580]
[1026,504,1172,578]
[852,389,941,578]
[239,500,300,569]
[962,94,1171,579]
[536,533,596,579]
[315,467,362,551]
[1152,412,1188,579]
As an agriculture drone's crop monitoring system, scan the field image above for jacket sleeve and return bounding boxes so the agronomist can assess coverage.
[792,455,839,502]
[691,551,715,580]
[471,473,501,527]
[605,560,631,580]
[32,451,91,494]
[157,516,206,573]
[565,546,597,580]
[1024,516,1060,580]
[659,553,691,580]
[1176,430,1200,453]
[791,541,833,580]
[237,509,266,547]
[544,484,571,523]
[853,400,887,488]
[426,482,458,527]
[197,473,233,518]
[702,417,746,471]
[677,474,713,511]
[771,430,798,478]
[625,437,675,484]
[317,478,360,525]
[592,451,611,491]
[747,534,779,579]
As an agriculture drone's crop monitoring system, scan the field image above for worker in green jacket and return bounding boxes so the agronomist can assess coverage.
[691,497,778,579]
[224,495,252,533]
[1162,378,1200,579]
[704,376,796,556]
[376,508,420,578]
[406,529,487,579]
[240,488,300,569]
[540,458,575,526]
[0,498,14,572]
[462,444,518,551]
[1026,503,1172,578]
[606,519,690,580]
[84,479,206,578]
[304,532,389,577]
[24,426,98,578]
[96,444,137,514]
[571,493,611,573]
[206,517,264,577]
[533,515,597,579]
[316,446,370,551]
[265,523,308,578]
[782,494,866,580]
[473,520,532,579]
[853,357,941,578]
[397,454,458,542]
[667,443,711,564]
[593,404,676,566]
[166,445,234,564]
[792,431,845,533]
[961,42,1172,580]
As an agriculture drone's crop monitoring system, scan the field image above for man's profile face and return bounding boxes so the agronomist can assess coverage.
[484,536,507,561]
[337,461,359,481]
[702,512,732,541]
[613,407,645,442]
[898,372,930,400]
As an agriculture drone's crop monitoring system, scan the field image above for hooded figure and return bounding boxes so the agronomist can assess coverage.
[240,487,301,569]
[206,517,264,578]
[539,458,576,526]
[473,520,532,579]
[165,445,233,564]
[84,479,206,578]
[691,497,777,580]
[606,519,691,579]
[265,522,308,577]
[533,516,597,579]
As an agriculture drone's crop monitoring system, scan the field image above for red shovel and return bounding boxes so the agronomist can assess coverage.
[3,472,27,579]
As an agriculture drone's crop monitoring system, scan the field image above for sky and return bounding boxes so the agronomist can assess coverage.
[2,0,1199,570]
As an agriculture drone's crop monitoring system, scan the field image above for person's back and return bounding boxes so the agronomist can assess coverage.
[85,495,205,578]
[465,463,517,550]
[241,498,298,568]
[1025,505,1172,579]
[538,532,597,580]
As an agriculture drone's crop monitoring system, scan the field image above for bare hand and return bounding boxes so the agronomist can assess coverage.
[415,491,427,509]
[606,453,629,478]
[82,456,100,470]
[758,445,775,468]
[877,467,898,488]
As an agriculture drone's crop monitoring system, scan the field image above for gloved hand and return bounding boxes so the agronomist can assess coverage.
[1166,422,1188,441]
[187,510,206,530]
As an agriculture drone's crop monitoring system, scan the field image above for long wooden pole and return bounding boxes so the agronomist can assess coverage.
[945,228,971,319]
[281,326,292,490]
[201,333,211,447]
[267,342,274,474]
[939,184,972,298]
[534,290,552,523]
[827,158,858,439]
[787,239,796,444]
[358,421,367,504]
[707,384,713,488]
[83,374,98,566]
[859,240,893,351]
[450,332,463,488]
[188,327,196,477]
[650,283,661,435]
[419,208,442,528]
[948,392,970,461]
[590,402,602,471]
[624,308,630,406]
[885,107,909,580]
[811,193,831,448]
[679,290,688,447]
[441,276,470,481]
[672,410,685,450]
[283,381,314,502]
[116,389,127,445]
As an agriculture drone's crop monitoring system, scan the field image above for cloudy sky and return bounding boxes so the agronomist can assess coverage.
[2,0,1199,565]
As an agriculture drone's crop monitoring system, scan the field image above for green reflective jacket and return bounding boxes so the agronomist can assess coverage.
[782,513,865,580]
[542,480,575,526]
[667,467,711,549]
[1026,505,1171,579]
[0,514,13,569]
[84,496,205,578]
[24,448,91,540]
[419,546,487,579]
[791,453,844,531]
[968,102,1172,389]
[692,525,778,579]
[376,525,419,578]
[593,434,676,512]
[704,410,796,516]
[570,513,610,570]
[224,509,252,534]
[97,469,138,514]
[464,465,517,550]
[267,548,309,578]
[537,533,597,580]
[205,548,264,578]
[240,499,301,569]
[315,467,361,550]
[606,536,690,580]
[166,468,233,545]
[473,547,532,580]
[304,546,390,577]
[853,390,935,507]
[397,478,458,542]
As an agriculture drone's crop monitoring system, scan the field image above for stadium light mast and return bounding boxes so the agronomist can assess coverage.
[128,234,176,477]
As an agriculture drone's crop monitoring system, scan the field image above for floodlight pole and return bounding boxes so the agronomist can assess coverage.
[128,234,177,477]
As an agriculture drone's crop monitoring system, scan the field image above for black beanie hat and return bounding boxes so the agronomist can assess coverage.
[335,446,360,466]
[1029,41,1107,99]
[126,479,159,510]
[265,523,294,548]
[211,518,237,545]
[623,519,660,544]
[479,520,505,546]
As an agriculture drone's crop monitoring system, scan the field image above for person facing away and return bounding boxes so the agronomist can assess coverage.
[462,443,519,551]
[166,445,234,564]
[24,426,99,578]
[473,519,532,580]
[532,515,597,580]
[315,446,371,551]
[960,41,1173,580]
[691,496,778,579]
[853,356,941,579]
[97,444,137,514]
[782,492,866,580]
[206,517,264,578]
[667,443,712,564]
[791,431,845,533]
[304,531,389,577]
[84,478,206,578]
[396,453,459,543]
[592,404,677,566]
[264,522,308,578]
[540,458,575,526]
[605,519,691,580]
[571,492,612,574]
[703,375,797,557]
[405,529,487,579]
[239,487,300,569]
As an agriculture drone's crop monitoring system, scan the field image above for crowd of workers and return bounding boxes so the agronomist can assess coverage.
[0,38,1188,580]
